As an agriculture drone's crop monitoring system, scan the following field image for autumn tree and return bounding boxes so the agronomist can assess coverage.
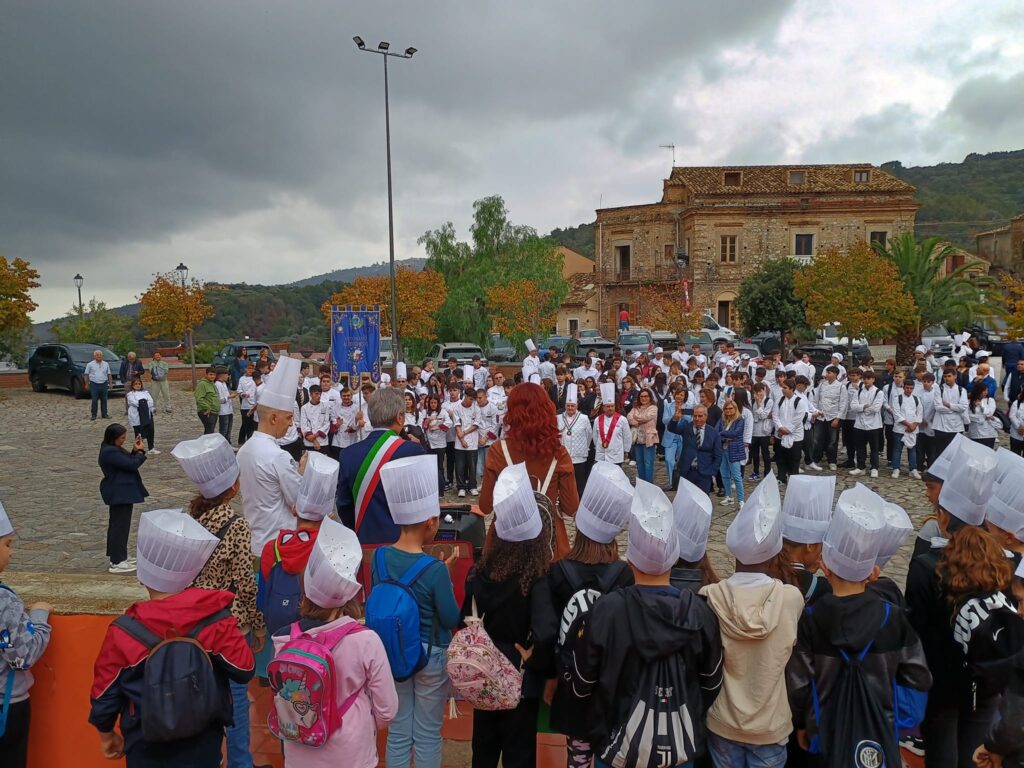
[1000,274,1024,338]
[794,240,917,344]
[486,279,557,349]
[737,258,806,336]
[0,256,40,363]
[50,298,135,355]
[635,282,705,338]
[137,272,216,341]
[420,195,568,351]
[321,267,447,359]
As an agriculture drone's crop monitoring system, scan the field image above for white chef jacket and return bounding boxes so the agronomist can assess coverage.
[521,354,541,381]
[968,397,998,440]
[441,396,462,444]
[453,402,480,450]
[593,412,632,464]
[932,383,968,433]
[773,393,809,448]
[215,381,233,417]
[538,360,556,383]
[892,392,923,448]
[559,411,593,463]
[236,431,302,555]
[300,400,333,447]
[423,409,453,450]
[125,390,155,428]
[573,364,598,382]
[850,385,884,431]
[334,402,363,448]
[237,375,257,411]
[475,401,500,447]
[814,379,847,421]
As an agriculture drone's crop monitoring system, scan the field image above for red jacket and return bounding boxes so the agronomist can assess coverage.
[89,588,254,752]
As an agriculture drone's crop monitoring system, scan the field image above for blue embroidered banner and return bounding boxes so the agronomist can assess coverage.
[331,305,381,385]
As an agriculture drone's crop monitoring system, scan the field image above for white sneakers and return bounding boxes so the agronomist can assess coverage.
[870,469,879,478]
[910,469,922,480]
[469,487,479,496]
[108,560,136,574]
[458,489,466,498]
[148,449,161,455]
[828,464,838,471]
[807,463,823,472]
[891,469,900,479]
[849,468,864,476]
[721,496,734,505]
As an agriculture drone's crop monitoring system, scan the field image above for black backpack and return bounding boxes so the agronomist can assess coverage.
[600,651,697,768]
[809,602,899,768]
[550,560,629,736]
[113,608,233,742]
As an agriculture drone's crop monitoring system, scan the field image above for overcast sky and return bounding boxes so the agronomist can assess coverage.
[4,1,1023,322]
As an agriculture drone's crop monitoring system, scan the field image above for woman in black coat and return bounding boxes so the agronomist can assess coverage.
[99,423,148,574]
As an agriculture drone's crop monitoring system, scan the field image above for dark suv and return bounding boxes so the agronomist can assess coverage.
[211,341,276,367]
[28,343,124,398]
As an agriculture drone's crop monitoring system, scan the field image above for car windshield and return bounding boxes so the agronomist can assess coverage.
[922,325,950,337]
[702,316,720,330]
[619,334,649,344]
[491,335,510,347]
[70,347,119,363]
[380,339,392,351]
[579,329,600,338]
[444,347,481,357]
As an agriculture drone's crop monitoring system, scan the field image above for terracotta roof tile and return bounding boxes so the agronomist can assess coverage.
[563,273,597,305]
[666,164,915,195]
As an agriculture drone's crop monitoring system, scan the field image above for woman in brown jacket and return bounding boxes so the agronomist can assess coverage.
[479,382,580,559]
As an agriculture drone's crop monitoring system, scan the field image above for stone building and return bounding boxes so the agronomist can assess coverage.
[594,164,919,335]
[976,213,1024,278]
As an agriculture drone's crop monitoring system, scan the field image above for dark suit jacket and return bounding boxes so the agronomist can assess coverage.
[119,359,144,383]
[335,428,431,545]
[670,420,723,479]
[98,444,148,506]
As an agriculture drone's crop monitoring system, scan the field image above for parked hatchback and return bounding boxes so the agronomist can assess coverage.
[211,341,276,368]
[29,343,124,398]
[426,342,485,367]
[488,333,518,362]
[920,325,955,357]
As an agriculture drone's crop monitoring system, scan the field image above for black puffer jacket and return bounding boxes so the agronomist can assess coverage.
[985,650,1024,767]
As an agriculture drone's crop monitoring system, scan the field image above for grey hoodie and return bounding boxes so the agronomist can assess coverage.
[0,584,52,703]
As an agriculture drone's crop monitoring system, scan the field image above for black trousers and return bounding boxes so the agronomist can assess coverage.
[811,419,839,465]
[0,698,30,768]
[455,449,477,491]
[198,410,217,435]
[106,504,133,564]
[971,436,996,449]
[884,423,896,464]
[126,725,223,768]
[841,418,857,465]
[1011,437,1024,457]
[932,429,958,459]
[445,442,457,485]
[132,422,155,451]
[802,423,815,465]
[918,432,935,470]
[921,694,999,768]
[471,696,540,768]
[751,435,772,474]
[237,410,256,445]
[573,460,592,496]
[775,441,802,482]
[429,447,447,495]
[854,427,882,470]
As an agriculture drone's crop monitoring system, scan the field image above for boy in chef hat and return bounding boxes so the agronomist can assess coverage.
[89,509,254,764]
[670,477,716,591]
[781,474,836,605]
[375,454,460,766]
[791,485,931,767]
[571,479,723,765]
[0,500,54,767]
[985,448,1024,565]
[702,472,803,765]
[870,499,914,605]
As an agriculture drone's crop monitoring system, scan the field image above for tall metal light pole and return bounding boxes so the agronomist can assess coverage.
[353,36,416,364]
[176,262,197,389]
[73,273,84,317]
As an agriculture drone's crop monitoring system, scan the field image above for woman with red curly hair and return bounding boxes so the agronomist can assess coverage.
[478,382,580,559]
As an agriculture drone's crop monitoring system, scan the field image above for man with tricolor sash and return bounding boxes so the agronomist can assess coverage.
[335,386,432,544]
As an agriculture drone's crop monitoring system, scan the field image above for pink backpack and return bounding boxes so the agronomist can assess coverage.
[446,598,523,711]
[267,621,366,747]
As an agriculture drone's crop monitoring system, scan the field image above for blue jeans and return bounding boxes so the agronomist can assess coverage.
[225,678,251,768]
[720,456,745,502]
[663,435,682,486]
[708,732,787,768]
[89,381,109,417]
[387,644,449,768]
[635,443,656,482]
[476,444,489,484]
[892,434,918,471]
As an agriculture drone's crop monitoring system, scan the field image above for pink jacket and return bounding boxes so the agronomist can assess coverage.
[628,404,660,447]
[274,616,398,768]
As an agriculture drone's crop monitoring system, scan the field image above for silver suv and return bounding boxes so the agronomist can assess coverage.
[617,329,653,357]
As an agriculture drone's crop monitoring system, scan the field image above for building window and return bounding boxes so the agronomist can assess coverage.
[614,244,631,279]
[794,234,814,257]
[723,171,742,187]
[664,243,674,265]
[854,169,871,183]
[718,300,737,329]
[720,235,737,263]
[569,318,579,334]
[789,170,807,185]
[869,231,888,248]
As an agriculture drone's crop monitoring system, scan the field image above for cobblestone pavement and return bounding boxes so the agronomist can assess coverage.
[0,382,990,590]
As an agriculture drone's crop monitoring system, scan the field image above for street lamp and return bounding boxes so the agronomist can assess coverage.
[175,262,196,388]
[353,36,417,364]
[73,273,84,317]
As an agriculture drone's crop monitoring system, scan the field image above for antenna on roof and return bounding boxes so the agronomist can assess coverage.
[660,144,676,166]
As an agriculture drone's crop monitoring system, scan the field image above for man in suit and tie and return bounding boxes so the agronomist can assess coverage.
[668,403,722,493]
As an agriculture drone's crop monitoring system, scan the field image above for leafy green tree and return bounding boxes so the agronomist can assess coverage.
[737,258,806,336]
[420,196,568,350]
[873,232,999,363]
[50,299,135,355]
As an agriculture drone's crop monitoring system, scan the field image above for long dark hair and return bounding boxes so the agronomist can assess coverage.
[102,423,127,446]
[567,530,621,565]
[968,381,988,412]
[188,487,234,518]
[477,503,553,595]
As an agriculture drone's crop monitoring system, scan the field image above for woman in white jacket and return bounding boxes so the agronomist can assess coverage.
[966,380,999,448]
[421,394,453,497]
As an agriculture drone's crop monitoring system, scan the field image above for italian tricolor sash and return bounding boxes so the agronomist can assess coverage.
[353,431,404,531]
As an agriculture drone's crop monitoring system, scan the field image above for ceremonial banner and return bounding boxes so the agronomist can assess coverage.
[331,305,381,385]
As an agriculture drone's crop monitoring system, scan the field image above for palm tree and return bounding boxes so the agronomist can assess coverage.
[874,233,999,363]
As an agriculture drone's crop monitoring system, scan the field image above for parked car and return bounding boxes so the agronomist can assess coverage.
[816,324,872,364]
[792,342,865,380]
[564,336,615,363]
[748,331,784,358]
[538,335,572,357]
[426,342,484,367]
[488,333,518,362]
[734,342,763,361]
[578,329,604,340]
[29,343,124,398]
[963,319,1010,357]
[617,329,654,357]
[921,324,955,358]
[212,341,276,367]
[379,336,395,367]
[681,332,715,357]
[651,330,679,349]
[701,315,738,342]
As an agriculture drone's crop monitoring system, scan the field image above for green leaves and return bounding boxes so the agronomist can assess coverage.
[51,298,135,355]
[737,258,806,335]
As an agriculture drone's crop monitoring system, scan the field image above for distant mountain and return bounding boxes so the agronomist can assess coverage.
[549,222,595,258]
[286,257,427,287]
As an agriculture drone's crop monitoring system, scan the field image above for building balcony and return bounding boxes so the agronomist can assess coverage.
[598,264,682,284]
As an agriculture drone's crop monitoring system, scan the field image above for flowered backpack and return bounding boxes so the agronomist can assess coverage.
[446,598,523,710]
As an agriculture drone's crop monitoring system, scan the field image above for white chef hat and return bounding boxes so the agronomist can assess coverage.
[259,355,302,412]
[976,350,992,359]
[672,478,712,563]
[525,339,537,352]
[939,438,998,526]
[986,448,1024,542]
[782,475,835,544]
[1017,558,1024,580]
[726,472,783,565]
[565,383,578,404]
[823,484,885,581]
[296,452,340,521]
[379,373,391,385]
[875,501,913,568]
[926,432,968,481]
[653,347,663,354]
[0,500,12,537]
[914,345,928,354]
[463,365,474,383]
[380,454,440,525]
[576,462,634,544]
[492,463,542,542]
[172,433,239,499]
[303,518,362,608]
[136,509,220,593]
[529,373,541,385]
[600,382,616,402]
[396,361,407,380]
[626,480,680,575]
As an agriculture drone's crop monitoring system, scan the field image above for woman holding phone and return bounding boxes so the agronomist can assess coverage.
[98,423,149,574]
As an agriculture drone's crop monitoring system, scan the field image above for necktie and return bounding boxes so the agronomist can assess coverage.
[697,429,703,449]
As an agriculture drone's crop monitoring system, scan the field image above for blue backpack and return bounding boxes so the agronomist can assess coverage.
[365,549,438,681]
[259,540,302,637]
